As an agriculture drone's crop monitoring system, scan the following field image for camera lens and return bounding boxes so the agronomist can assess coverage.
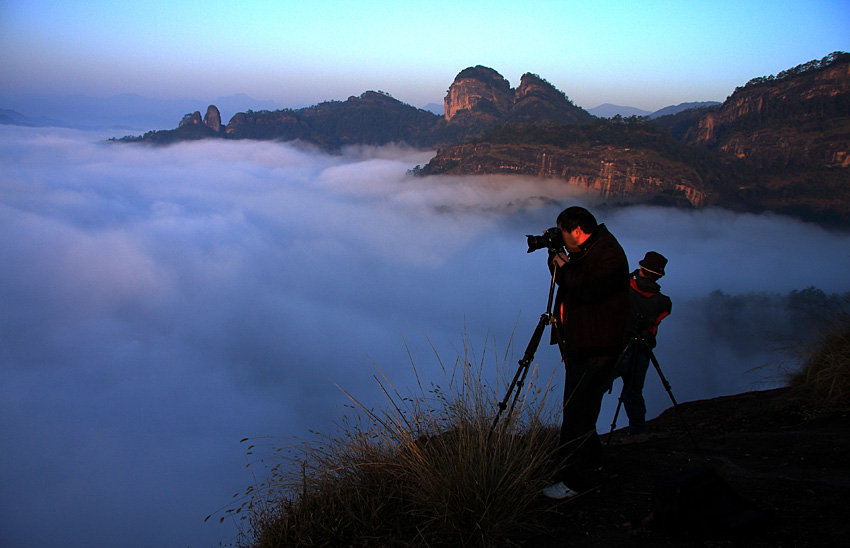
[526,227,563,253]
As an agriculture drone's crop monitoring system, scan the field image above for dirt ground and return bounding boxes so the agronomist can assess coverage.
[523,387,850,548]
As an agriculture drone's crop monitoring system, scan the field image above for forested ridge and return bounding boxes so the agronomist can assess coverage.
[116,53,850,226]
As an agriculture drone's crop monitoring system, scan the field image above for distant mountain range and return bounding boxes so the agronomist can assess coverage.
[118,51,850,226]
[5,53,848,226]
[0,108,65,127]
[113,69,600,148]
[422,103,444,116]
[588,102,721,119]
[3,93,713,132]
[0,93,288,131]
[588,103,653,118]
[420,52,850,226]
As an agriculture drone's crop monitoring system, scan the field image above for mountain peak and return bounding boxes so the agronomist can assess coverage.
[512,73,593,123]
[443,66,592,126]
[589,103,652,118]
[443,66,513,122]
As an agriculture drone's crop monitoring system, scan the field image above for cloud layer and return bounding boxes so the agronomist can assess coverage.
[1,126,848,548]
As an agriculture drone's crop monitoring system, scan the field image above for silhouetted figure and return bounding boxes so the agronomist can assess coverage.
[615,251,672,442]
[542,206,629,500]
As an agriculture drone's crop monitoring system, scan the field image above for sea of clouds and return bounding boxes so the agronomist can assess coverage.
[1,125,848,548]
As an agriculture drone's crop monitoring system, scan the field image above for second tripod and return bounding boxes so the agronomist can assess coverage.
[607,336,698,450]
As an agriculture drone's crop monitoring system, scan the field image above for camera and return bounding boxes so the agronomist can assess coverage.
[526,227,564,253]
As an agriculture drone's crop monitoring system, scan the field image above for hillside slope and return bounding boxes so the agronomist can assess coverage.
[528,387,849,547]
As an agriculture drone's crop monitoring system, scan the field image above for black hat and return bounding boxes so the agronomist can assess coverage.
[639,251,667,277]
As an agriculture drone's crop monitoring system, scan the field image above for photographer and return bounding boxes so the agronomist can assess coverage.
[615,252,672,442]
[541,206,629,500]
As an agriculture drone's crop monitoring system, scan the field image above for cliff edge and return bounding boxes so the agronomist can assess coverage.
[529,387,849,547]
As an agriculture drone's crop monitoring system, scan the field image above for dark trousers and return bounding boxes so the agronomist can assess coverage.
[557,353,619,490]
[615,346,650,435]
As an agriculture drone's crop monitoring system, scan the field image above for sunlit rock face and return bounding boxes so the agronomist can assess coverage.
[683,55,850,169]
[421,142,708,207]
[444,66,513,123]
[444,66,594,128]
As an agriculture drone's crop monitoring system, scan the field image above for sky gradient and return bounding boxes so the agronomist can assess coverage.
[2,0,849,111]
[1,3,850,547]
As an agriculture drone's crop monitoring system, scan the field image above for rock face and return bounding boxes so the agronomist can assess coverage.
[443,66,593,127]
[421,141,707,207]
[204,105,222,132]
[683,52,850,169]
[424,53,850,225]
[444,66,513,122]
[178,106,223,133]
[179,111,203,127]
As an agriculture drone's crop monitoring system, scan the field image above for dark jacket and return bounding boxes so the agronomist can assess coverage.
[550,224,630,358]
[626,270,672,348]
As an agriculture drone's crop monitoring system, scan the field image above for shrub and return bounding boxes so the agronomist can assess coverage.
[786,313,850,408]
[219,336,562,547]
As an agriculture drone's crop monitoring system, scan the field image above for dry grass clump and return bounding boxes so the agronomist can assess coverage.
[786,314,850,408]
[222,338,561,548]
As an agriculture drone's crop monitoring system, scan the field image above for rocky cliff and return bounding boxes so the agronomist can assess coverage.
[203,105,222,133]
[683,52,850,170]
[419,123,709,207]
[672,52,850,224]
[443,66,593,127]
[422,54,850,225]
[179,111,202,127]
[178,105,223,133]
[443,66,513,123]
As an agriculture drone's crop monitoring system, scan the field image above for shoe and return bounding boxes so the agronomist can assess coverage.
[542,481,580,500]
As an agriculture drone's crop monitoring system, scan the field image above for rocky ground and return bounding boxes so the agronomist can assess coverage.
[524,387,849,547]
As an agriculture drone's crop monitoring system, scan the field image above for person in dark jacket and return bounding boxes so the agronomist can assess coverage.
[615,251,672,441]
[542,206,630,500]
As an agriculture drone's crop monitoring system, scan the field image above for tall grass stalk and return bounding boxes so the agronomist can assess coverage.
[786,313,850,408]
[224,333,563,547]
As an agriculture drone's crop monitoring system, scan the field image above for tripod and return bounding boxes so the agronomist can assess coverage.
[490,266,564,433]
[607,336,698,450]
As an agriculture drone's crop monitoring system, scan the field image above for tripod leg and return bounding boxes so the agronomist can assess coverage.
[606,386,625,448]
[605,339,636,448]
[646,348,699,451]
[503,363,531,426]
[491,313,549,432]
[490,363,528,431]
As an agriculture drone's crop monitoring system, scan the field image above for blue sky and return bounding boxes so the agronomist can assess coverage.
[1,0,848,110]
